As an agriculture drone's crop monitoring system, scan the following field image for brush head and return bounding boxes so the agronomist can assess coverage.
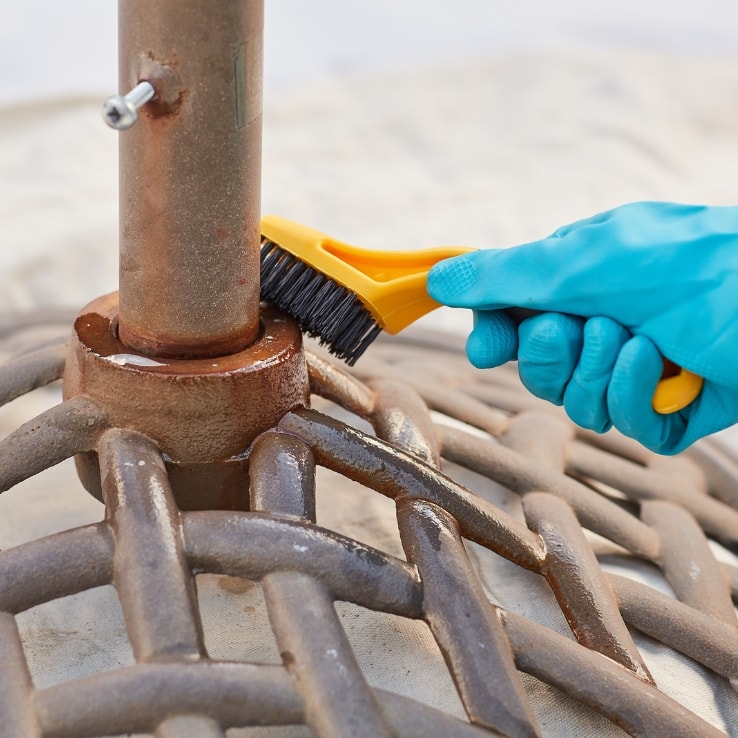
[260,237,382,366]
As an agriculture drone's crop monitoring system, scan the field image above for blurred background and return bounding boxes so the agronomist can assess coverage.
[2,1,738,318]
[4,1,738,103]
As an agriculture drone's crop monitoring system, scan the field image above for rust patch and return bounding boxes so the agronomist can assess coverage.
[217,576,257,595]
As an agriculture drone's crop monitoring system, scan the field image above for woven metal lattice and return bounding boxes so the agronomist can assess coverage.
[1,316,738,737]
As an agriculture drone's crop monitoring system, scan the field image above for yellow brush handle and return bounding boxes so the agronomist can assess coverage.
[261,216,703,414]
[652,367,704,414]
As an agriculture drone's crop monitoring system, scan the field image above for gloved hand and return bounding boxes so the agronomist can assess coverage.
[426,202,738,454]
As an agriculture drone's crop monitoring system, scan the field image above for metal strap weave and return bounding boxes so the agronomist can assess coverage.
[1,321,737,737]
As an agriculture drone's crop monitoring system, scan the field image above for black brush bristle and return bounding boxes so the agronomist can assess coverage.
[260,237,382,365]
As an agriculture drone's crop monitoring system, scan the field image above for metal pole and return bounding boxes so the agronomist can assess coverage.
[117,0,263,358]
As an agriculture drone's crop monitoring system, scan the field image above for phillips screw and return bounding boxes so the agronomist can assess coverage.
[102,81,156,130]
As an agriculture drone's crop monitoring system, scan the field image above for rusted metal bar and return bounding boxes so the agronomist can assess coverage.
[501,411,571,470]
[182,512,423,617]
[406,379,510,437]
[249,432,316,521]
[263,571,395,738]
[574,427,655,466]
[567,440,738,545]
[306,351,376,419]
[353,340,537,420]
[117,0,263,357]
[279,408,546,572]
[0,613,40,738]
[501,609,726,738]
[648,454,708,493]
[372,372,538,736]
[33,663,303,737]
[250,422,395,738]
[523,492,652,682]
[4,335,68,361]
[0,308,77,341]
[368,378,440,466]
[686,439,738,509]
[0,343,66,406]
[349,347,511,435]
[464,382,548,415]
[0,396,108,493]
[357,337,485,390]
[250,380,413,738]
[438,424,661,560]
[641,499,737,625]
[609,572,738,680]
[99,428,204,661]
[0,524,114,614]
[398,498,540,738]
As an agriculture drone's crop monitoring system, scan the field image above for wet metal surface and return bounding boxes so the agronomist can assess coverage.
[1,316,738,735]
[523,492,653,683]
[397,498,540,738]
[99,428,205,661]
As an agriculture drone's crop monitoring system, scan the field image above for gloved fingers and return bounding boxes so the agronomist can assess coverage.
[608,337,738,454]
[427,201,738,401]
[466,310,518,368]
[517,313,584,405]
[562,317,631,433]
[607,336,687,454]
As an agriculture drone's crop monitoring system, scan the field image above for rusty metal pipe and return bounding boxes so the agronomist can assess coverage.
[118,0,263,357]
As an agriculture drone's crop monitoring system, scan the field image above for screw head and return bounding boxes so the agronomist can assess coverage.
[102,82,156,130]
[102,97,138,130]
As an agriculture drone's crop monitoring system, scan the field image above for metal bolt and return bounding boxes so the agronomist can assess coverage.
[102,81,156,130]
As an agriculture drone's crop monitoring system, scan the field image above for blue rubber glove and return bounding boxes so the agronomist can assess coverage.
[426,202,738,454]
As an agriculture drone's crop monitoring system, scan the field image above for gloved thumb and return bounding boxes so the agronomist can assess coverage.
[427,250,507,308]
[427,244,585,313]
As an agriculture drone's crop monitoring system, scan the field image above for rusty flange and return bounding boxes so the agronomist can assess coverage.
[63,293,309,509]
